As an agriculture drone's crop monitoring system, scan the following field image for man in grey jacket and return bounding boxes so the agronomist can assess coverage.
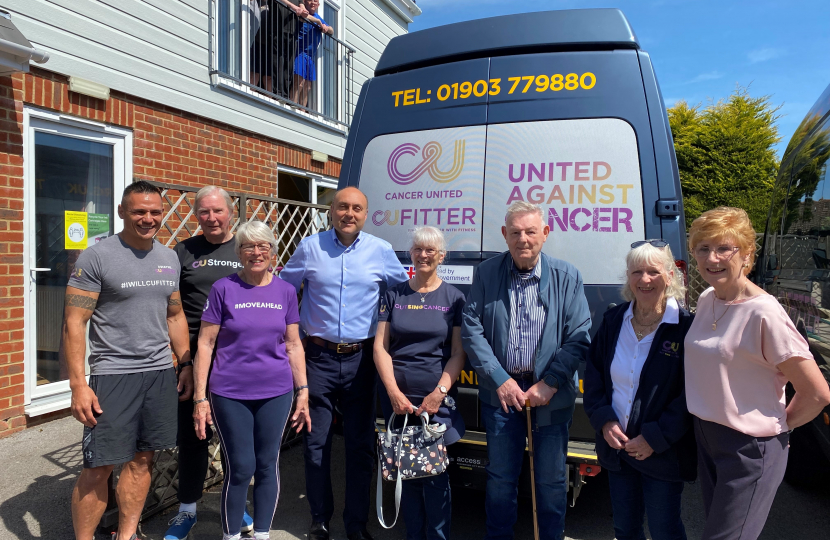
[462,201,592,540]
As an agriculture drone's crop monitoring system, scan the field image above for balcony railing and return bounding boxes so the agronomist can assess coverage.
[209,0,355,129]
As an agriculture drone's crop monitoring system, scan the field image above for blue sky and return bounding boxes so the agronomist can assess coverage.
[409,0,830,158]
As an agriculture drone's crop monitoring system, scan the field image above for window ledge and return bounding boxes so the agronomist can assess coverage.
[25,390,71,417]
[213,75,348,135]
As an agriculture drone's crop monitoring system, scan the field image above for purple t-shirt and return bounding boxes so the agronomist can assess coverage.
[202,273,300,400]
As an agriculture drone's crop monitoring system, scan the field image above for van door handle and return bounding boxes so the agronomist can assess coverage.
[31,268,51,272]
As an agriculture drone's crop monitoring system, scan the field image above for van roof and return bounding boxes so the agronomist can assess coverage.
[374,8,640,76]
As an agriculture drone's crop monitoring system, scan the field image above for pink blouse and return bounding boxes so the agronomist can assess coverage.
[685,288,813,437]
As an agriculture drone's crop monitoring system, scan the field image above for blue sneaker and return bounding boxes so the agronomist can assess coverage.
[241,509,254,533]
[164,511,196,540]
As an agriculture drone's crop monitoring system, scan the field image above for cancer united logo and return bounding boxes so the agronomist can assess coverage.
[387,140,466,185]
[661,340,680,358]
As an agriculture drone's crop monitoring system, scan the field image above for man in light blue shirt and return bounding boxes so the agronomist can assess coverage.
[280,186,407,540]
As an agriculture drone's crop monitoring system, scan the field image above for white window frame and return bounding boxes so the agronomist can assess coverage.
[22,107,132,416]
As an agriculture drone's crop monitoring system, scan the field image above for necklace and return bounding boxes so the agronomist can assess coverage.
[411,277,439,303]
[712,282,747,330]
[631,306,664,340]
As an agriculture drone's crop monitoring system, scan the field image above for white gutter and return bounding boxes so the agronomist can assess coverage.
[380,0,422,24]
[0,37,49,64]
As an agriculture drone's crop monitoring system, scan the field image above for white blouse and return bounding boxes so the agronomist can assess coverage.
[610,297,679,431]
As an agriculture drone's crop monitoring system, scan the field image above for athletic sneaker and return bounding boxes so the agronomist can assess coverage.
[241,509,254,533]
[164,511,196,540]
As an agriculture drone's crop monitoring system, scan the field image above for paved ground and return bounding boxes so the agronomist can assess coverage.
[1,416,829,539]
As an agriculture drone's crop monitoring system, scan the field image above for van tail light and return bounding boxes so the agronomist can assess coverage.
[675,259,689,306]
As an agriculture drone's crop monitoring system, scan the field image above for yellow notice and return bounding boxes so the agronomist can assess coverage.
[65,211,88,249]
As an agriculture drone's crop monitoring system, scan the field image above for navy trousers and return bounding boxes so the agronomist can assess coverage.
[210,391,293,535]
[303,340,376,534]
[607,459,686,540]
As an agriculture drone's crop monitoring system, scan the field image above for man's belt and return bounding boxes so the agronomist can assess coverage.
[308,336,363,354]
[510,371,534,382]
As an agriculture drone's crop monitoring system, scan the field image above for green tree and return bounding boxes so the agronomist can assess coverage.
[668,87,781,230]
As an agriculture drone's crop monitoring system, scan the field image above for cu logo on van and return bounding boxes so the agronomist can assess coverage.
[387,140,466,185]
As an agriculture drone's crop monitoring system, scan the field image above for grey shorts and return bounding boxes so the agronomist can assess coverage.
[82,368,178,469]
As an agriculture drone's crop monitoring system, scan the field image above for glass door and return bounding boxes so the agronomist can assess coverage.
[24,110,130,412]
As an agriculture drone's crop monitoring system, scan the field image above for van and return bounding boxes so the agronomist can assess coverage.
[339,8,686,504]
[759,81,830,487]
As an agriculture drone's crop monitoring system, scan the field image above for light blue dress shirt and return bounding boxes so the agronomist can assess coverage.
[279,229,408,343]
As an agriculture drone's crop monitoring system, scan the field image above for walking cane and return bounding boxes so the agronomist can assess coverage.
[525,399,540,540]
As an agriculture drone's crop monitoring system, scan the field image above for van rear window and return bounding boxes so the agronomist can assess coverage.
[360,118,644,284]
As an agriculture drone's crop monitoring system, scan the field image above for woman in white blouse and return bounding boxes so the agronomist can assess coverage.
[584,240,696,540]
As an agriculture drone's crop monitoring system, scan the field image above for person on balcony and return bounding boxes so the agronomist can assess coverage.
[249,0,309,94]
[192,220,311,540]
[583,240,695,540]
[290,0,333,108]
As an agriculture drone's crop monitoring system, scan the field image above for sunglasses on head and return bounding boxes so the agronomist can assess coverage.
[631,239,668,249]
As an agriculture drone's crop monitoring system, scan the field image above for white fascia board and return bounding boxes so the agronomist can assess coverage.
[379,0,422,24]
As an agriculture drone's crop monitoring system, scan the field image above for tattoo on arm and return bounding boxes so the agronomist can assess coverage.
[66,294,97,311]
[168,298,182,306]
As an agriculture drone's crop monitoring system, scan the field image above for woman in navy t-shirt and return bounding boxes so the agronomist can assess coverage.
[374,226,466,540]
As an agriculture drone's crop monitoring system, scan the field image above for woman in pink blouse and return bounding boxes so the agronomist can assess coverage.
[685,207,830,540]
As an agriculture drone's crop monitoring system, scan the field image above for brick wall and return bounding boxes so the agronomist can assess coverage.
[0,67,341,437]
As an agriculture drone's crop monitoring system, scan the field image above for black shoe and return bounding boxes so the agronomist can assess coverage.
[346,529,374,540]
[309,521,330,540]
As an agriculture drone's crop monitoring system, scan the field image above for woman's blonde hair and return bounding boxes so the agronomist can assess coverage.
[688,206,756,275]
[621,242,686,303]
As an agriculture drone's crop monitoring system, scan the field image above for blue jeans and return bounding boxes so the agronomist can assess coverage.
[400,473,452,540]
[607,459,686,540]
[481,401,569,540]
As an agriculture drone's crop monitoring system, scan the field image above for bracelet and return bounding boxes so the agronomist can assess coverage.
[193,397,208,405]
[177,360,193,373]
[295,385,309,393]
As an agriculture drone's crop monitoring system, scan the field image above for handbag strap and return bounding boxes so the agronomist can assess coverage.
[376,413,408,529]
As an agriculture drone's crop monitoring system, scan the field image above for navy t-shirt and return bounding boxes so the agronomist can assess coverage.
[378,280,466,444]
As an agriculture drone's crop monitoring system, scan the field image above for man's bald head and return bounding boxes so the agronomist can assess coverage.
[332,186,368,209]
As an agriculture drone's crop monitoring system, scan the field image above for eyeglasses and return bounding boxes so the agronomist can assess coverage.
[411,247,438,256]
[240,243,272,254]
[631,239,668,249]
[694,245,740,259]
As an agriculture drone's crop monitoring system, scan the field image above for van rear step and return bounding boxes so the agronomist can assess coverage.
[455,430,599,464]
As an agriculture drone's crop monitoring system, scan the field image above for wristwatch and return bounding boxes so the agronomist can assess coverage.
[436,385,448,395]
[542,374,559,390]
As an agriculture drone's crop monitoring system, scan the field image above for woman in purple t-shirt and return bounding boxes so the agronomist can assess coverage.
[192,221,310,540]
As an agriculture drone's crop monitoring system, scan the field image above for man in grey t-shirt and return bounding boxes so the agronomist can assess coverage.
[64,181,191,540]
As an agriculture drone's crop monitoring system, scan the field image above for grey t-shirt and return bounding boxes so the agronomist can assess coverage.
[68,235,180,375]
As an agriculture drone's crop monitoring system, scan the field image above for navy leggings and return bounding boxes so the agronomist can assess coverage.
[210,391,293,535]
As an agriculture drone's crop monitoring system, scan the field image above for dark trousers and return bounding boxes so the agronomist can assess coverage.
[400,473,452,540]
[304,340,376,534]
[211,391,294,535]
[607,459,686,540]
[694,417,789,540]
[176,398,213,504]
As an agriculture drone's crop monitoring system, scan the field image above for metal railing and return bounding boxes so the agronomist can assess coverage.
[100,181,329,530]
[210,0,355,128]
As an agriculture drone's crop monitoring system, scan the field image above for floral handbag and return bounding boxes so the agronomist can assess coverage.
[375,412,449,528]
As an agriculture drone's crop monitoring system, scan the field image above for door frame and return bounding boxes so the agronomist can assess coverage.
[22,107,132,416]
